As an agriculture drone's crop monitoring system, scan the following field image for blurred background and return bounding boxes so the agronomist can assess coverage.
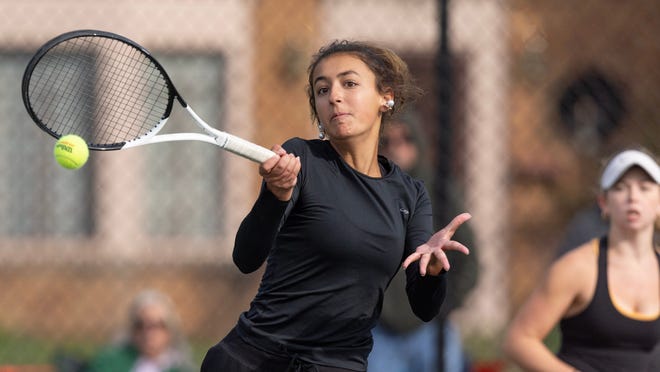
[0,0,658,371]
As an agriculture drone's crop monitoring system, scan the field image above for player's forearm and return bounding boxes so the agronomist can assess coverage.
[405,263,447,321]
[232,188,288,273]
[503,333,577,372]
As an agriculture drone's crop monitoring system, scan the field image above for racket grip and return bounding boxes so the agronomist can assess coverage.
[220,134,277,163]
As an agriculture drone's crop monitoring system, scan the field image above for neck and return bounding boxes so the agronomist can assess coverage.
[329,138,381,177]
[607,227,656,259]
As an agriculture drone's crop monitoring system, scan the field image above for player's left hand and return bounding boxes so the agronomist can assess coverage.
[402,212,472,276]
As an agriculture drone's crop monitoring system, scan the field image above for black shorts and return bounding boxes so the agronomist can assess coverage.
[201,328,358,372]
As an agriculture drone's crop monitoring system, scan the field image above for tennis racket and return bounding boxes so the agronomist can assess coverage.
[21,29,276,163]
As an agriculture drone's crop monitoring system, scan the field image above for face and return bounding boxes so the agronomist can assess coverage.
[599,167,660,233]
[312,53,391,143]
[132,303,172,358]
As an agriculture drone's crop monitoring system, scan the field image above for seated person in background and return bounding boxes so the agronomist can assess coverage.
[87,289,194,372]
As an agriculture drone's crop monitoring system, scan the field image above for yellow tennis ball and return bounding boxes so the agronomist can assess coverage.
[54,134,89,169]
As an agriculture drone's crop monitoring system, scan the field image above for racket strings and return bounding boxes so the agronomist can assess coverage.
[31,52,87,133]
[26,35,172,147]
[92,39,162,142]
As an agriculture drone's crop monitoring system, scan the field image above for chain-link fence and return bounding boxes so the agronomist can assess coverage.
[0,0,658,370]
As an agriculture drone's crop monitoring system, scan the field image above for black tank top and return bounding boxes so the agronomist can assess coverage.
[558,237,660,371]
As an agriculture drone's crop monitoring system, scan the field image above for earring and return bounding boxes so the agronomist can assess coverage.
[318,124,325,139]
[386,100,395,109]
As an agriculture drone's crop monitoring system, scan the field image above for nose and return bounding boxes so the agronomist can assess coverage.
[627,184,641,201]
[328,85,342,104]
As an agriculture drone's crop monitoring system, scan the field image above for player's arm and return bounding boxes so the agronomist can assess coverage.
[402,185,448,321]
[405,263,447,321]
[232,185,289,273]
[503,249,590,372]
[232,145,300,273]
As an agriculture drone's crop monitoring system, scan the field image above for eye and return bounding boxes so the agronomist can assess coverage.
[610,182,625,192]
[640,181,656,192]
[344,80,358,88]
[316,86,329,96]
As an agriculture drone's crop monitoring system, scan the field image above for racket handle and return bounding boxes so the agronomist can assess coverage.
[219,134,277,163]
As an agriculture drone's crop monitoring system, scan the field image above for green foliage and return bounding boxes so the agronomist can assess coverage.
[0,329,213,370]
[0,328,56,363]
[462,326,562,372]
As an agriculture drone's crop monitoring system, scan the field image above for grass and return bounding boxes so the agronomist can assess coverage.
[462,326,562,372]
[0,329,213,369]
[1,327,562,370]
[0,329,57,364]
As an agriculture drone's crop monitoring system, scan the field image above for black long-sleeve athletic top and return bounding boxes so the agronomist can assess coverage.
[232,138,447,371]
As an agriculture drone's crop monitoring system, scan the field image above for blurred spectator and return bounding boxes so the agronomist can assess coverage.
[86,289,194,372]
[504,147,660,371]
[368,117,477,372]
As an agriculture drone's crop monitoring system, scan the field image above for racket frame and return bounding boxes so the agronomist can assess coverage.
[22,29,276,163]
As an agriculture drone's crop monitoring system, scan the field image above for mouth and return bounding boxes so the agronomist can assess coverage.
[625,209,641,220]
[331,112,349,120]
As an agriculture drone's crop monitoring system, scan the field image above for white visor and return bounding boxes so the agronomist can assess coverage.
[600,150,660,190]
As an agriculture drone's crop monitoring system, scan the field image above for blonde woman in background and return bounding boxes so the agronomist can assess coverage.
[87,289,194,372]
[504,148,660,371]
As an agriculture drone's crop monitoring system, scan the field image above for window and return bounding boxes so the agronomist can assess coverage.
[0,53,226,239]
[144,54,226,237]
[0,53,94,236]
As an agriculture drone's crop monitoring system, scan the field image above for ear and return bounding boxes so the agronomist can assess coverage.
[597,192,608,219]
[382,88,394,104]
[380,89,394,112]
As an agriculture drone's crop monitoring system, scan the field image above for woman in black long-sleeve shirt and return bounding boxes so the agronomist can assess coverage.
[201,40,471,372]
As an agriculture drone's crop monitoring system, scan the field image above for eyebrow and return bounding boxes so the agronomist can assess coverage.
[313,70,360,86]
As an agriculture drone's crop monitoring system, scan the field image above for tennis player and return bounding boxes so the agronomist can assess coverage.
[200,40,472,371]
[503,148,660,371]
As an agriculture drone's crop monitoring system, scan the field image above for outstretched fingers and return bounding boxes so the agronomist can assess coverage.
[443,212,472,238]
[442,239,470,256]
[402,212,472,276]
[402,245,449,275]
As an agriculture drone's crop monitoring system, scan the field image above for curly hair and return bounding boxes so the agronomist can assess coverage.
[306,40,423,128]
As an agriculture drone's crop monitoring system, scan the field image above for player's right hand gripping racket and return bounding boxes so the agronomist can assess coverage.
[21,29,276,163]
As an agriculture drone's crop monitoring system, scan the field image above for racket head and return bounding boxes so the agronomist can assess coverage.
[22,30,180,150]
